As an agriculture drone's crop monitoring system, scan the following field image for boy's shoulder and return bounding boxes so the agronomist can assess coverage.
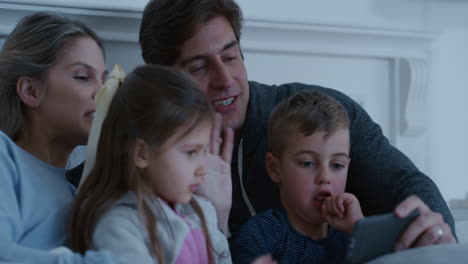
[238,207,289,238]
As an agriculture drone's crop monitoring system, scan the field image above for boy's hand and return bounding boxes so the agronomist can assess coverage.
[321,193,364,233]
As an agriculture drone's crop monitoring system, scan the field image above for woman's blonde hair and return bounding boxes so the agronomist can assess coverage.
[0,12,104,140]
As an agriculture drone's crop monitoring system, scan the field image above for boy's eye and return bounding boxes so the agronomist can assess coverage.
[331,163,345,169]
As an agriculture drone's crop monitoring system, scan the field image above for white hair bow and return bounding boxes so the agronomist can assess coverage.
[78,64,126,190]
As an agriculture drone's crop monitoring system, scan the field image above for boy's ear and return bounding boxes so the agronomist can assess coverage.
[16,76,45,108]
[134,139,150,169]
[266,152,281,184]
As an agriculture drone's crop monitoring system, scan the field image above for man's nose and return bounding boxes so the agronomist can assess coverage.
[211,61,234,90]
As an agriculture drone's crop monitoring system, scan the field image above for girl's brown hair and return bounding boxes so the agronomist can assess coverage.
[70,64,215,263]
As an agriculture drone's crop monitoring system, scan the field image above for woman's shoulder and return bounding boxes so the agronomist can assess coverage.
[0,131,21,182]
[0,130,17,157]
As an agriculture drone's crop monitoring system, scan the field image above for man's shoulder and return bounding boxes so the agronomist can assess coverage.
[248,81,355,105]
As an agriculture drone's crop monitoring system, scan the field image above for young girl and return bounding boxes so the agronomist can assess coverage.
[70,64,232,264]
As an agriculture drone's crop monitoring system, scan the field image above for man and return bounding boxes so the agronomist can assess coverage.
[139,0,457,249]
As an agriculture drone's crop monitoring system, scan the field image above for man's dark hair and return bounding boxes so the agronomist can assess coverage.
[139,0,242,65]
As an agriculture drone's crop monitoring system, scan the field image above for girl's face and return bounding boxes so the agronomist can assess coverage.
[35,36,107,145]
[146,119,212,205]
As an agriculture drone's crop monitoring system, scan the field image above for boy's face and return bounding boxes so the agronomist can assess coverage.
[267,129,350,230]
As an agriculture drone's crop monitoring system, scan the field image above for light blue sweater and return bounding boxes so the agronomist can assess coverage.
[0,131,119,264]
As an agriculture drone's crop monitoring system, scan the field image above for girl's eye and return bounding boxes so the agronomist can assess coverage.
[299,161,315,168]
[186,149,197,157]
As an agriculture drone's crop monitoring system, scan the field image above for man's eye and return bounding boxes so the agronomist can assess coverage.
[189,65,206,74]
[224,56,237,62]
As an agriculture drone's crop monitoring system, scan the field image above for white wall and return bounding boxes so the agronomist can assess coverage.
[1,0,467,206]
[426,0,468,202]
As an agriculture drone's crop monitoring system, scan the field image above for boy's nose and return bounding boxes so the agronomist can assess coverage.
[317,167,332,184]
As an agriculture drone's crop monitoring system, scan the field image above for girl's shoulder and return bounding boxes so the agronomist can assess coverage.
[177,195,217,222]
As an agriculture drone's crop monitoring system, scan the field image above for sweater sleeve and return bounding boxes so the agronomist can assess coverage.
[92,206,156,264]
[0,140,120,264]
[325,87,454,235]
[276,83,455,235]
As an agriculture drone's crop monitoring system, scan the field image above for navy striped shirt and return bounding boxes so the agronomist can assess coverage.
[233,207,349,264]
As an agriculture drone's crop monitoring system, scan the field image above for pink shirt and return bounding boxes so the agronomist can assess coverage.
[174,208,209,264]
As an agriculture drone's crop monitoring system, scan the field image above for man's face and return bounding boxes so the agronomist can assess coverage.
[175,16,249,133]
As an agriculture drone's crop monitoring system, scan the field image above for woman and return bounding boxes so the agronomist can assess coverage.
[0,12,117,263]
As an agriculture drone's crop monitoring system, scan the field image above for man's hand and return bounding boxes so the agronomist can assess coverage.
[321,193,364,233]
[394,195,457,251]
[196,114,234,236]
[251,254,277,264]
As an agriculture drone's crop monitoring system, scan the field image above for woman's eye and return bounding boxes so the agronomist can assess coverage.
[74,76,89,81]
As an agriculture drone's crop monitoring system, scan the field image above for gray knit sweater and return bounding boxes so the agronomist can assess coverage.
[228,81,454,239]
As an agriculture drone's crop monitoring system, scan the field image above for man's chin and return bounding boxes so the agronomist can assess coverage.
[221,117,242,131]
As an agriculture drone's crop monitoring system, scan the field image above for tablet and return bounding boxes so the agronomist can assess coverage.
[345,210,420,264]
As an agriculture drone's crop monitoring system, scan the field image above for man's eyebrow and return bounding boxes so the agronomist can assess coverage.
[179,40,239,66]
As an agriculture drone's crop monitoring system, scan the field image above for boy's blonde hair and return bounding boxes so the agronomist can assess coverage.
[268,90,350,157]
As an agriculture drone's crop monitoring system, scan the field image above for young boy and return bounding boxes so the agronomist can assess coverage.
[233,90,364,264]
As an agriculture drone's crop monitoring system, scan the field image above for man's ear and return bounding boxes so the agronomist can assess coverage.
[134,139,150,169]
[266,152,281,184]
[16,76,45,108]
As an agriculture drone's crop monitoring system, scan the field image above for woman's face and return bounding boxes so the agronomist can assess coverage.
[37,36,107,145]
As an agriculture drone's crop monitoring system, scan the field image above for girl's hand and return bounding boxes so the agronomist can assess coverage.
[321,193,364,233]
[195,113,233,236]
